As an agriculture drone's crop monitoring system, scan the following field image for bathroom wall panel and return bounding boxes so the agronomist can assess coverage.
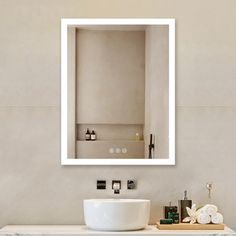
[177,19,236,107]
[177,107,236,140]
[0,6,60,107]
[76,29,145,124]
[67,27,77,158]
[76,140,144,158]
[145,26,169,158]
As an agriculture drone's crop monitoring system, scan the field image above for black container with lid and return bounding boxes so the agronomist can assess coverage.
[85,128,91,141]
[163,202,178,219]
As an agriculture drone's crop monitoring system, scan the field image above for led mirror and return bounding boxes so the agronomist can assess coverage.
[61,18,175,165]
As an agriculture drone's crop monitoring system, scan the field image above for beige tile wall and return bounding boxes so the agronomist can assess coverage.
[0,0,236,229]
[145,25,169,158]
[76,29,145,124]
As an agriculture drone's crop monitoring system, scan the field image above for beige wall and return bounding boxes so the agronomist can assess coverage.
[145,25,169,158]
[67,27,76,158]
[0,0,236,229]
[76,29,145,124]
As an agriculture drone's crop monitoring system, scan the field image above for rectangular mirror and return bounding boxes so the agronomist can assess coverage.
[61,18,175,165]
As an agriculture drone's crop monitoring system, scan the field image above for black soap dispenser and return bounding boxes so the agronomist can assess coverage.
[179,190,192,222]
[85,128,91,141]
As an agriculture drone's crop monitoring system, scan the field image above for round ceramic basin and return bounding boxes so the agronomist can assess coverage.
[83,199,150,231]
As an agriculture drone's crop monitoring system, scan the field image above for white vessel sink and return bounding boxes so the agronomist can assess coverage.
[83,199,150,231]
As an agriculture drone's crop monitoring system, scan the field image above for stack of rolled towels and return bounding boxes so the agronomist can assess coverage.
[196,204,223,224]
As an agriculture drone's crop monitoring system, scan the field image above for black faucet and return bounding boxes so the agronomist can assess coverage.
[148,134,155,159]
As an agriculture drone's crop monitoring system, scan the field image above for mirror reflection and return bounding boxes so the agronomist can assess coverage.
[64,21,174,161]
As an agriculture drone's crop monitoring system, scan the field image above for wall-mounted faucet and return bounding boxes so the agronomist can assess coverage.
[97,180,136,194]
[96,180,106,189]
[127,180,136,189]
[148,134,155,159]
[112,180,121,194]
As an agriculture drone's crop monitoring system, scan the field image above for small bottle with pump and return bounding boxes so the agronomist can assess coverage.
[91,130,97,141]
[85,128,91,141]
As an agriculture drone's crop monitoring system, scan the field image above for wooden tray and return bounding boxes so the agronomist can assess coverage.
[156,222,225,230]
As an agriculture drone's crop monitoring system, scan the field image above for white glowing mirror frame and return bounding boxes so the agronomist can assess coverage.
[61,18,175,165]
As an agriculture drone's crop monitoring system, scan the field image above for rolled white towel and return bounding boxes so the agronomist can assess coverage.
[197,213,211,224]
[200,204,218,216]
[211,212,224,224]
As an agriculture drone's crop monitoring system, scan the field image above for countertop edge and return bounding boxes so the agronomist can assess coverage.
[0,225,235,235]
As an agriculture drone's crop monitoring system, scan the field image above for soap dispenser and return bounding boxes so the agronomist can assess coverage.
[85,128,91,141]
[91,130,97,141]
[179,190,192,222]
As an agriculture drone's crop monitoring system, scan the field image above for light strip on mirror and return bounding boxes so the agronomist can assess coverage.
[61,18,175,165]
[168,19,176,165]
[61,19,68,165]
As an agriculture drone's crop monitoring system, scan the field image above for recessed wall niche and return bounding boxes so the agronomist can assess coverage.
[75,28,145,158]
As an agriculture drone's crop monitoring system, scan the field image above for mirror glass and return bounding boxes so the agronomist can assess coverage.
[61,19,175,165]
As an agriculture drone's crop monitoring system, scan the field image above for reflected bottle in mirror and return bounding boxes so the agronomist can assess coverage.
[91,130,97,141]
[85,128,91,141]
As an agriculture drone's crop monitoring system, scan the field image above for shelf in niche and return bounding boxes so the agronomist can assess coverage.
[77,124,144,142]
[77,140,144,142]
[76,123,144,125]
